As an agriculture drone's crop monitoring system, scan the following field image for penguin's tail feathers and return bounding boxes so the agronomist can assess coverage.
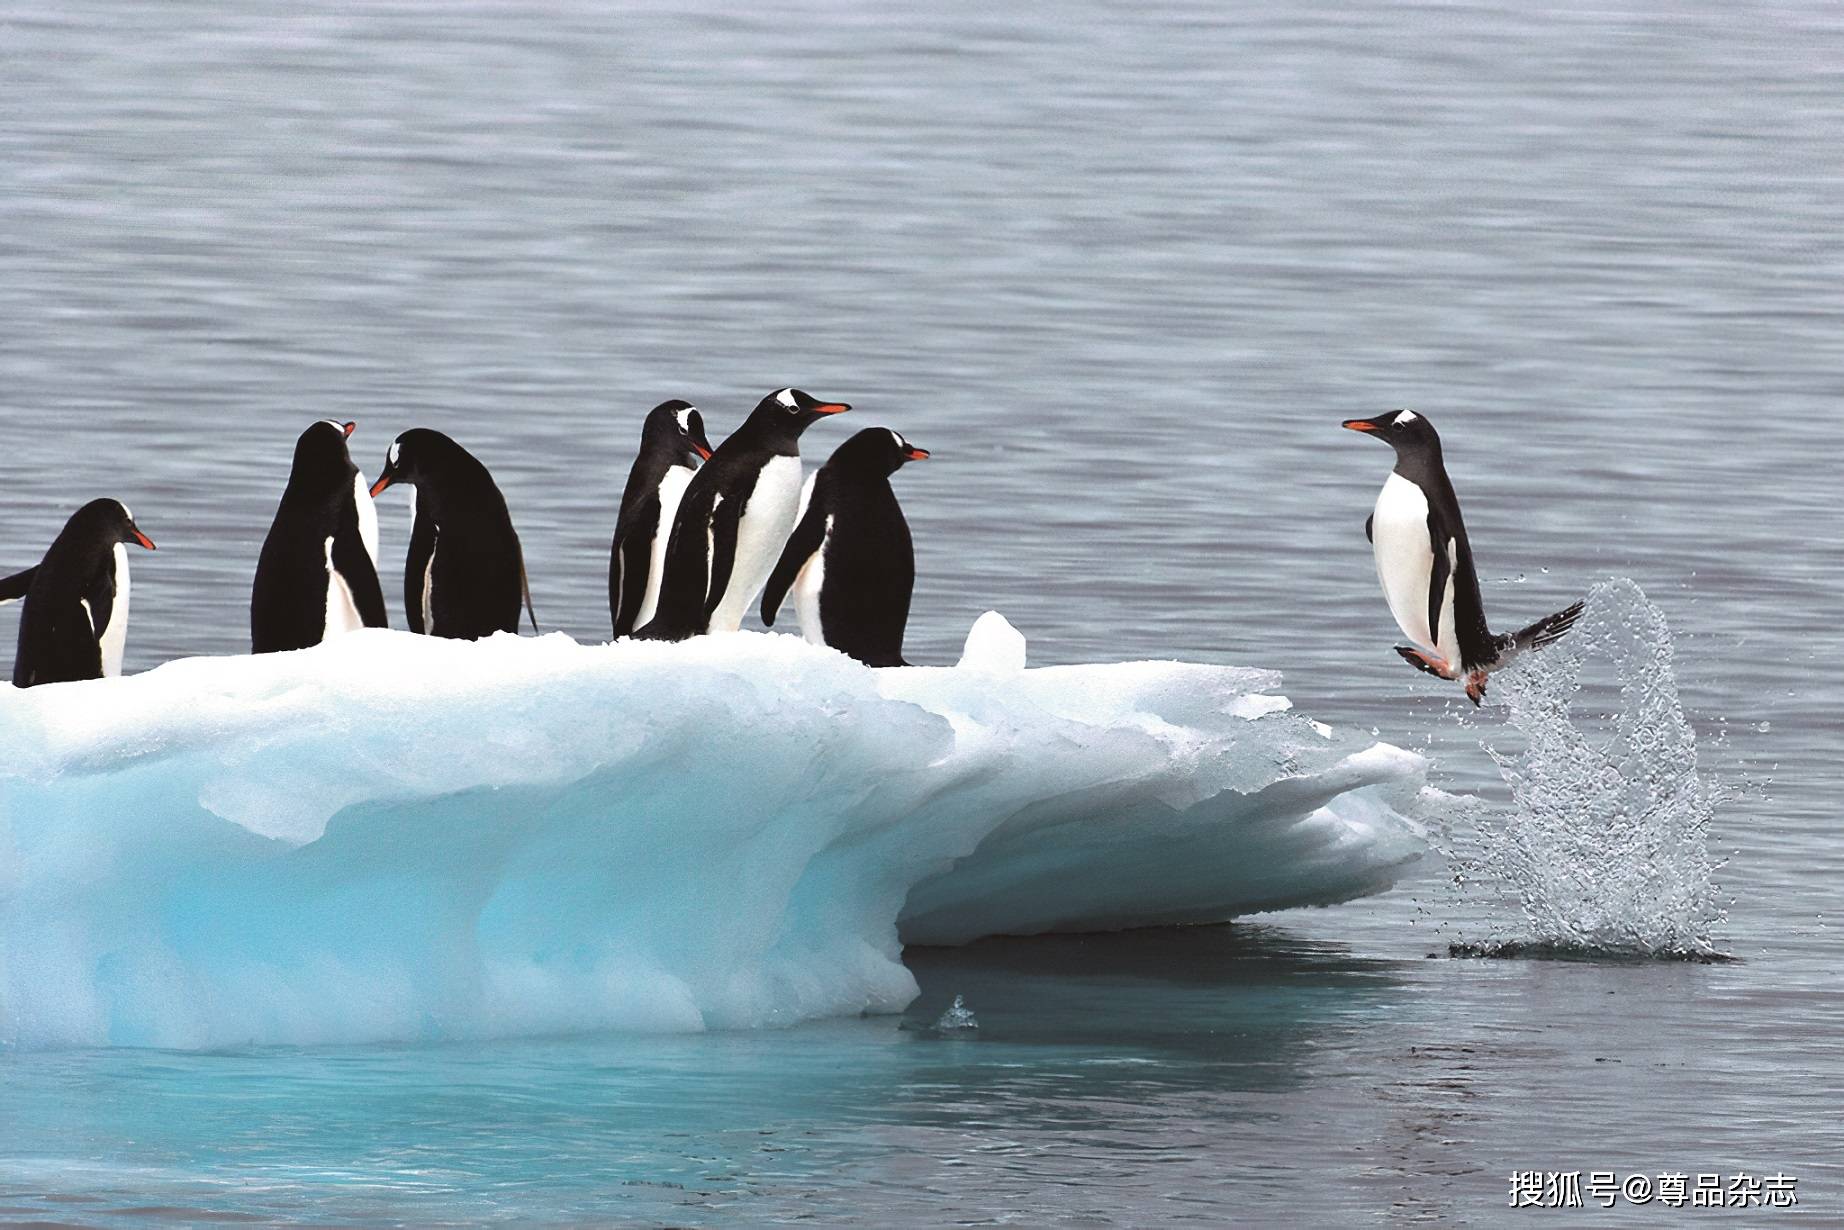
[1500,599,1586,660]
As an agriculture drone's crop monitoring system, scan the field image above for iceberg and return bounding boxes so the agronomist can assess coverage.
[0,616,1428,1050]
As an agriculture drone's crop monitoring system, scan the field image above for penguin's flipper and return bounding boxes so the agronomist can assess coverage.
[701,494,746,627]
[1364,515,1373,544]
[609,497,659,637]
[85,567,116,649]
[404,508,436,635]
[332,517,390,630]
[760,499,827,628]
[1425,536,1452,656]
[0,566,36,605]
[520,555,539,635]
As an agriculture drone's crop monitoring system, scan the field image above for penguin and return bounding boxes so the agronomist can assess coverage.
[609,400,714,638]
[369,428,538,639]
[635,388,850,641]
[251,419,389,654]
[760,427,929,667]
[1343,409,1583,704]
[4,498,156,687]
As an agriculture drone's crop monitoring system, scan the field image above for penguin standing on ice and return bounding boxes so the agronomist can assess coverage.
[610,400,714,637]
[369,428,537,639]
[1344,409,1583,704]
[251,419,389,653]
[2,499,156,687]
[760,427,929,667]
[636,388,850,641]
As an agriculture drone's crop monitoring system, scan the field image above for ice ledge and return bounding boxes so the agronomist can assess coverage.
[0,619,1428,1048]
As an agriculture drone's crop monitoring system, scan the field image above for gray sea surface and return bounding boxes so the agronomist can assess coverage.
[2,0,1841,1224]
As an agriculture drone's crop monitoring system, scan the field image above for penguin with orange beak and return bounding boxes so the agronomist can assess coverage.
[1344,409,1583,704]
[370,428,536,639]
[636,388,850,640]
[761,427,930,667]
[2,498,156,686]
[610,400,714,638]
[251,419,389,653]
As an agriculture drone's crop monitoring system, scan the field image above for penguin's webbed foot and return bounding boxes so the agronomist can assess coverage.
[1393,645,1457,680]
[1465,670,1489,707]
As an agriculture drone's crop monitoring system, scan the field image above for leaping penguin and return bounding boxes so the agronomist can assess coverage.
[370,428,537,639]
[251,419,389,653]
[635,388,850,641]
[610,400,714,638]
[3,498,156,687]
[760,427,929,667]
[1344,410,1583,704]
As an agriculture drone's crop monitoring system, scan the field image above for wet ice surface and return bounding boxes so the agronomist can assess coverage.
[1,621,1427,1050]
[3,0,1843,1221]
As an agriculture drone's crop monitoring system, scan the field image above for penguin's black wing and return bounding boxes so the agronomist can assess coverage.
[404,506,436,635]
[701,486,749,626]
[638,482,720,640]
[84,563,116,650]
[0,566,37,604]
[1424,502,1497,671]
[761,491,827,628]
[610,493,661,637]
[332,509,390,630]
[1364,515,1373,544]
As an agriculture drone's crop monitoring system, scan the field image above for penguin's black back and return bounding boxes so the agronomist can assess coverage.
[252,422,388,653]
[761,428,921,667]
[392,430,526,639]
[11,499,138,687]
[814,465,915,667]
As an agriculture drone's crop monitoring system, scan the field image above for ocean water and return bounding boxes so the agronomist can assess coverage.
[2,0,1841,1223]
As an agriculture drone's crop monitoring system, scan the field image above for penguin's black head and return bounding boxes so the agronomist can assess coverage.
[642,399,715,465]
[829,427,931,477]
[293,419,360,488]
[370,427,466,497]
[760,388,851,428]
[68,498,156,552]
[1343,409,1440,453]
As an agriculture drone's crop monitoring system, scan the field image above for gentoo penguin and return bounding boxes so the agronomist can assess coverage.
[1344,410,1583,704]
[369,429,538,639]
[610,400,714,637]
[635,388,850,641]
[760,427,929,667]
[251,419,389,653]
[4,499,155,687]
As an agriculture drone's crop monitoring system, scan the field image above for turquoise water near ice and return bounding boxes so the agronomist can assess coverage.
[3,0,1842,1222]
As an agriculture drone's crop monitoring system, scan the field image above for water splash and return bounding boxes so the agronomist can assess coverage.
[934,995,980,1033]
[1451,578,1725,959]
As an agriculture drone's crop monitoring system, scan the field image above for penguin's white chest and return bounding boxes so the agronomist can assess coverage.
[1371,473,1456,663]
[708,455,804,632]
[638,465,695,628]
[97,544,130,677]
[324,474,380,641]
[324,537,365,638]
[791,516,834,646]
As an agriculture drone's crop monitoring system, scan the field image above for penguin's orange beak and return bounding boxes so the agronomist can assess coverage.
[369,474,394,498]
[131,528,156,551]
[693,442,714,461]
[1342,419,1379,433]
[342,421,357,438]
[813,403,850,415]
[905,446,931,461]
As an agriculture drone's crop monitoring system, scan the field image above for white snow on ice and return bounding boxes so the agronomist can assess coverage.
[0,615,1428,1050]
